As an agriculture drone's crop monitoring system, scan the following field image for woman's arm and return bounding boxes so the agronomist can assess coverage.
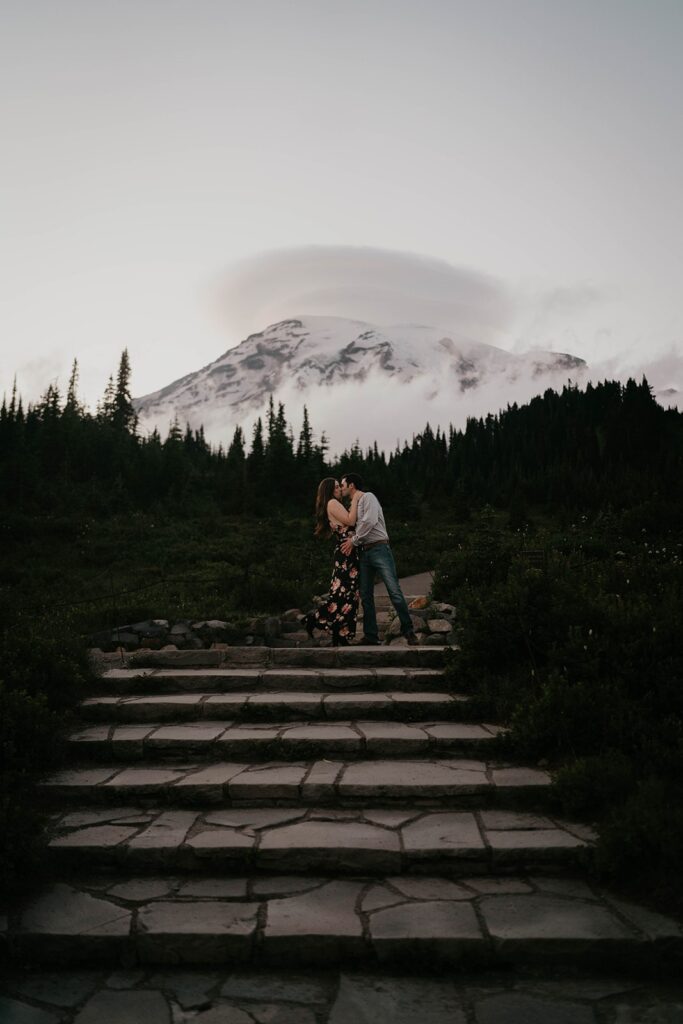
[345,490,360,526]
[327,496,359,527]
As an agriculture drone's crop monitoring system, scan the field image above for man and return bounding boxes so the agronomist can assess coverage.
[340,473,418,646]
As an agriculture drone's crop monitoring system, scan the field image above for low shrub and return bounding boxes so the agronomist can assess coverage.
[0,608,93,907]
[437,508,683,913]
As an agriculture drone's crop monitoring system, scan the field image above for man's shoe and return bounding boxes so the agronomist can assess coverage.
[404,632,419,646]
[357,636,380,646]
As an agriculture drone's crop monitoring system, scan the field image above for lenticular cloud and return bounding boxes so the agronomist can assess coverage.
[215,245,516,348]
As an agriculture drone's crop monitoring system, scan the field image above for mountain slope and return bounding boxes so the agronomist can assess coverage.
[134,316,586,442]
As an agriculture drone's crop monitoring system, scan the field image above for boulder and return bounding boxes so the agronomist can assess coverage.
[264,616,282,642]
[427,619,451,634]
[169,622,194,636]
[282,608,304,621]
[131,620,169,636]
[389,614,426,637]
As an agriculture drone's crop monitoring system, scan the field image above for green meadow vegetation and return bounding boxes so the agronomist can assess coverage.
[1,352,682,913]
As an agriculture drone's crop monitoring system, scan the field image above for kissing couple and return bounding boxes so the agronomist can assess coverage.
[301,472,418,647]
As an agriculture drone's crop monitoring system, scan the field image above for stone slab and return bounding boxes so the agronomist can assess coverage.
[105,768,187,793]
[177,879,249,898]
[361,885,409,913]
[41,768,118,791]
[108,880,174,901]
[370,900,482,963]
[0,997,61,1024]
[358,722,430,753]
[127,811,198,851]
[323,695,394,715]
[329,973,466,1024]
[8,972,99,1009]
[425,723,491,740]
[338,760,488,799]
[280,725,361,754]
[228,765,308,800]
[480,810,556,830]
[259,820,401,871]
[480,894,637,950]
[204,809,307,829]
[186,829,255,856]
[490,767,551,789]
[174,763,248,801]
[487,830,588,864]
[202,695,250,714]
[144,969,221,1009]
[401,812,485,856]
[73,990,171,1023]
[363,810,418,827]
[50,825,139,850]
[474,992,595,1024]
[464,878,534,895]
[387,877,473,901]
[136,901,258,964]
[604,896,683,940]
[301,761,345,802]
[263,880,365,963]
[19,885,132,943]
[219,972,331,1005]
[143,726,226,756]
[248,693,323,715]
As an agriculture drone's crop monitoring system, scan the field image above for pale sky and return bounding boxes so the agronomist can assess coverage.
[2,0,682,420]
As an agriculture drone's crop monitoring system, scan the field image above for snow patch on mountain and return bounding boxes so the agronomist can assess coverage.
[134,315,587,450]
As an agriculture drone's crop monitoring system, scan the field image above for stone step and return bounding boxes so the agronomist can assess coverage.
[67,720,503,763]
[6,874,681,970]
[94,667,450,696]
[80,690,474,723]
[46,806,594,876]
[6,968,681,1023]
[39,759,552,809]
[99,646,446,672]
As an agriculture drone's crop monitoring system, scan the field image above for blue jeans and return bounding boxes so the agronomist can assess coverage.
[359,543,413,641]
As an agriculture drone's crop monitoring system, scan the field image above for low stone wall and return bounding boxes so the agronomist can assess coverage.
[89,600,457,652]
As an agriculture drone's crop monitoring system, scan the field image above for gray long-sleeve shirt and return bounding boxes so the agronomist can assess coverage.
[351,492,390,547]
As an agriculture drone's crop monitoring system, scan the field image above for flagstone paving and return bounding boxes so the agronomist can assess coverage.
[6,874,682,969]
[46,805,593,875]
[5,642,683,1006]
[2,966,683,1024]
[39,757,551,807]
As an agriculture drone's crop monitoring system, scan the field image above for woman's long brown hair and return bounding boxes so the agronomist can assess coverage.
[314,477,337,538]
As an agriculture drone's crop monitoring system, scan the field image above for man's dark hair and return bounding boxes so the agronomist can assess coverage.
[341,472,365,490]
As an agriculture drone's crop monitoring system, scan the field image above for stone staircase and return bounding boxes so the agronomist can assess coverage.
[4,641,682,990]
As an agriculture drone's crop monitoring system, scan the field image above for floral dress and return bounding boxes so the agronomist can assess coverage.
[312,524,360,640]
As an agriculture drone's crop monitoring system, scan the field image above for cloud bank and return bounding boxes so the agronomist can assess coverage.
[215,246,516,347]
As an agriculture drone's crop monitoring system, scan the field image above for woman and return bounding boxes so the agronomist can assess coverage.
[301,477,361,646]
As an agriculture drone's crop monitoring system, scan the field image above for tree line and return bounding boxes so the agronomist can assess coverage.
[1,350,682,517]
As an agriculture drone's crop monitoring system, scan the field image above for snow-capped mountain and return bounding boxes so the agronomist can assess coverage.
[134,316,587,447]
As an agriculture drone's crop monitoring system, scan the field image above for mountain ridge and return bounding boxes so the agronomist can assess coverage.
[133,316,587,441]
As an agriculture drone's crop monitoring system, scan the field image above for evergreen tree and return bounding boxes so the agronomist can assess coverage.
[64,359,83,417]
[112,349,136,433]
